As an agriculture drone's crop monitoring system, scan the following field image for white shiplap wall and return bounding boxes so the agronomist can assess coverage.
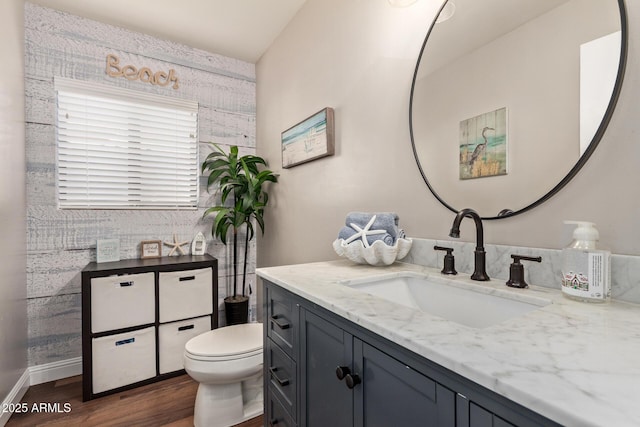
[24,3,257,366]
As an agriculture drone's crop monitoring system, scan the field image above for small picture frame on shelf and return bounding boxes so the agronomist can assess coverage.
[140,240,162,259]
[96,239,120,263]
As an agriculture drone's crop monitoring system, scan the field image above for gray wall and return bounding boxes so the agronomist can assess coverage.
[256,0,640,270]
[0,0,28,405]
[25,3,256,367]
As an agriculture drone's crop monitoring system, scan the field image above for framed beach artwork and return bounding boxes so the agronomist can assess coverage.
[282,107,335,168]
[459,107,508,180]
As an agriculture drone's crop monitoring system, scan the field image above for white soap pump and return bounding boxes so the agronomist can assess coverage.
[565,220,598,249]
[561,221,610,302]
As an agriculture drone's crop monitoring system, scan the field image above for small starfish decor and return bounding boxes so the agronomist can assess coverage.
[164,233,189,256]
[342,215,386,248]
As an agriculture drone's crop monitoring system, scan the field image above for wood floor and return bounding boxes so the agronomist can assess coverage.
[6,374,263,427]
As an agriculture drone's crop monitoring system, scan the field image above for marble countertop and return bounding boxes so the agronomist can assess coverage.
[256,260,640,427]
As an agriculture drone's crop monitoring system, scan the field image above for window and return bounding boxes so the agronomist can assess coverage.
[55,77,199,209]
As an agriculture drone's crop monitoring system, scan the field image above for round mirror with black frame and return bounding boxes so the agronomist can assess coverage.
[409,0,627,220]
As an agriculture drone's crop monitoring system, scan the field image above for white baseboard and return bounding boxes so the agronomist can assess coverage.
[29,357,82,386]
[0,369,30,427]
[1,358,81,426]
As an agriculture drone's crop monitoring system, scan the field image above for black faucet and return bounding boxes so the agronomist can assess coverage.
[449,208,490,281]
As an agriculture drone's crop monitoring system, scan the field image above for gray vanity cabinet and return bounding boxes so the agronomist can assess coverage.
[353,339,456,427]
[265,283,300,426]
[263,280,558,427]
[456,395,516,427]
[300,309,353,426]
[299,308,455,427]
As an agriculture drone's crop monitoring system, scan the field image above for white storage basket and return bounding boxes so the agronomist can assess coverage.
[158,316,211,374]
[159,268,213,322]
[92,326,156,394]
[90,272,155,333]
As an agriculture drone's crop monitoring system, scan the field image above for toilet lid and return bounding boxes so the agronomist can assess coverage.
[185,323,263,358]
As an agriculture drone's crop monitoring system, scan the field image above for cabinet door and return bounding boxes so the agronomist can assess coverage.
[300,308,353,427]
[353,339,455,427]
[457,394,516,427]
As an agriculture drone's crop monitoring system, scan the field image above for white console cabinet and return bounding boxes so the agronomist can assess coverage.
[81,255,217,401]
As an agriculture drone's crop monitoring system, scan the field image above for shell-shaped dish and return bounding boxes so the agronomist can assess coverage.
[332,238,413,266]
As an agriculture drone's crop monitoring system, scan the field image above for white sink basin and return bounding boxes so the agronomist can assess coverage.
[340,272,551,329]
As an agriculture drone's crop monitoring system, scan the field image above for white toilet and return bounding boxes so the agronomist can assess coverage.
[183,323,264,427]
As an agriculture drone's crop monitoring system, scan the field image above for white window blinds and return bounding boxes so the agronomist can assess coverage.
[55,77,199,209]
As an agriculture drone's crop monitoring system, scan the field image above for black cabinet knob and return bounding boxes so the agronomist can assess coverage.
[345,373,361,389]
[335,366,351,380]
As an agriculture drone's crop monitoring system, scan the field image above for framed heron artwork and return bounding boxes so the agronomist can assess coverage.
[459,107,507,180]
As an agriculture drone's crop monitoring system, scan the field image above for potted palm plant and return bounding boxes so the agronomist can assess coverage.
[201,143,278,325]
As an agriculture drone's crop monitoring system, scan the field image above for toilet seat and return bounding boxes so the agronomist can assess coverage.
[185,323,263,362]
[183,323,264,426]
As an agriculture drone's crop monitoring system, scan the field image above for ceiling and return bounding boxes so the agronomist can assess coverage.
[28,0,308,63]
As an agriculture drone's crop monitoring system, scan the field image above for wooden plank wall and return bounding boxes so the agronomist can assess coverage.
[24,3,257,367]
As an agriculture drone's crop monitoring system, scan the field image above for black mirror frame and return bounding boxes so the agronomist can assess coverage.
[409,0,628,220]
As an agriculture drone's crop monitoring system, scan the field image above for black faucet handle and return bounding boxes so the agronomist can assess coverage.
[506,255,542,288]
[434,246,457,275]
[434,245,453,254]
[511,254,542,263]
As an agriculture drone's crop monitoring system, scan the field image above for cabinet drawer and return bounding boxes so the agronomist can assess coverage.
[158,315,211,374]
[267,392,297,427]
[159,267,213,322]
[91,272,155,333]
[92,326,156,394]
[267,285,297,358]
[266,338,297,421]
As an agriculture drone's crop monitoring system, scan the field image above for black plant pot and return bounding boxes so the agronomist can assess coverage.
[224,295,249,326]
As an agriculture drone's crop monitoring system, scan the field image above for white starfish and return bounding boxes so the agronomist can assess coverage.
[343,215,387,248]
[164,233,189,256]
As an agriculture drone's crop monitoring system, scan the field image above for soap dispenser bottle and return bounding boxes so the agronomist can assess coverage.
[561,221,611,303]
